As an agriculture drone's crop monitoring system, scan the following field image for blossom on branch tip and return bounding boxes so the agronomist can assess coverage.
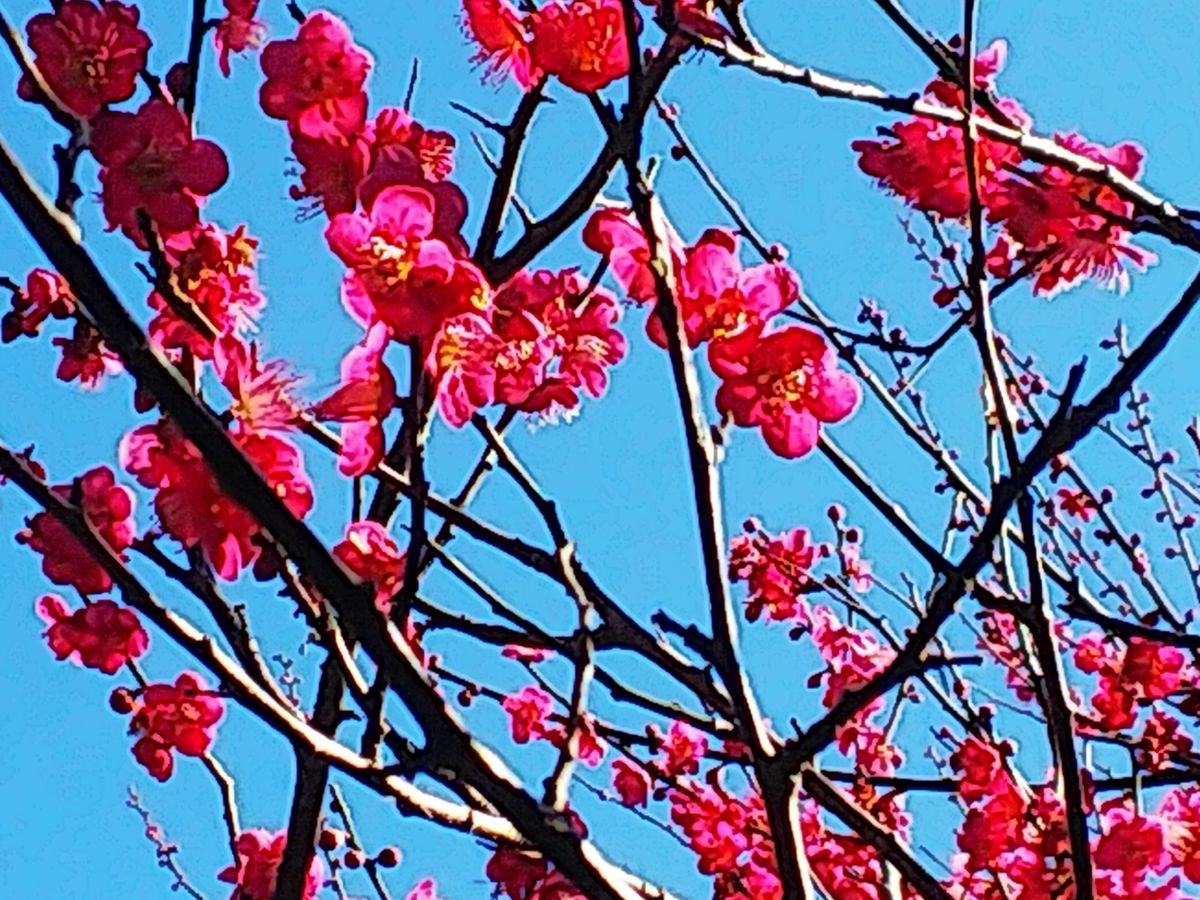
[21,0,150,120]
[987,133,1156,297]
[527,0,631,94]
[36,594,147,673]
[216,827,323,900]
[124,671,224,781]
[17,464,136,595]
[502,685,554,744]
[709,326,860,458]
[462,0,631,93]
[90,99,229,244]
[259,11,371,139]
[655,720,708,776]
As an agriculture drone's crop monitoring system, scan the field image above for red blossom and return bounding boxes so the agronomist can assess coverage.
[1094,801,1171,878]
[2,268,74,343]
[216,828,324,900]
[332,521,407,614]
[431,312,506,428]
[582,206,680,304]
[310,323,397,475]
[649,228,799,348]
[326,185,489,345]
[288,129,371,217]
[949,736,1009,803]
[729,522,821,623]
[404,879,441,900]
[491,268,627,415]
[126,671,224,781]
[1055,485,1097,521]
[988,133,1156,296]
[36,594,147,674]
[214,0,265,77]
[17,464,136,595]
[1136,711,1194,771]
[360,107,470,253]
[52,319,121,387]
[21,0,149,120]
[656,720,708,776]
[528,0,630,94]
[669,782,757,876]
[502,685,553,744]
[851,40,1026,220]
[259,12,371,139]
[486,849,548,900]
[611,758,650,807]
[709,326,860,458]
[1159,785,1200,884]
[90,99,229,243]
[807,604,895,707]
[213,337,301,434]
[147,224,265,359]
[120,418,312,580]
[461,0,540,89]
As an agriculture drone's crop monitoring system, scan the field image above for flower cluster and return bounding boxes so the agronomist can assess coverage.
[853,40,1154,298]
[120,416,312,580]
[432,266,626,426]
[16,464,136,594]
[146,223,265,359]
[1072,631,1190,731]
[114,671,225,781]
[584,208,859,457]
[729,520,824,622]
[462,0,631,93]
[36,594,147,674]
[216,828,324,900]
[501,685,603,765]
[3,268,123,387]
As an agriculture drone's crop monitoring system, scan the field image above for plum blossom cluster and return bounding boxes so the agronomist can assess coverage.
[1071,631,1192,732]
[946,734,1200,900]
[583,209,859,457]
[854,40,1155,298]
[461,0,731,93]
[502,684,604,765]
[110,671,225,781]
[17,464,135,593]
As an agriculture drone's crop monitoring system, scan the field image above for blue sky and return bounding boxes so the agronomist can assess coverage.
[3,1,1200,897]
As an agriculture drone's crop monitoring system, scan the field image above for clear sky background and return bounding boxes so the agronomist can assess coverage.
[3,1,1200,897]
